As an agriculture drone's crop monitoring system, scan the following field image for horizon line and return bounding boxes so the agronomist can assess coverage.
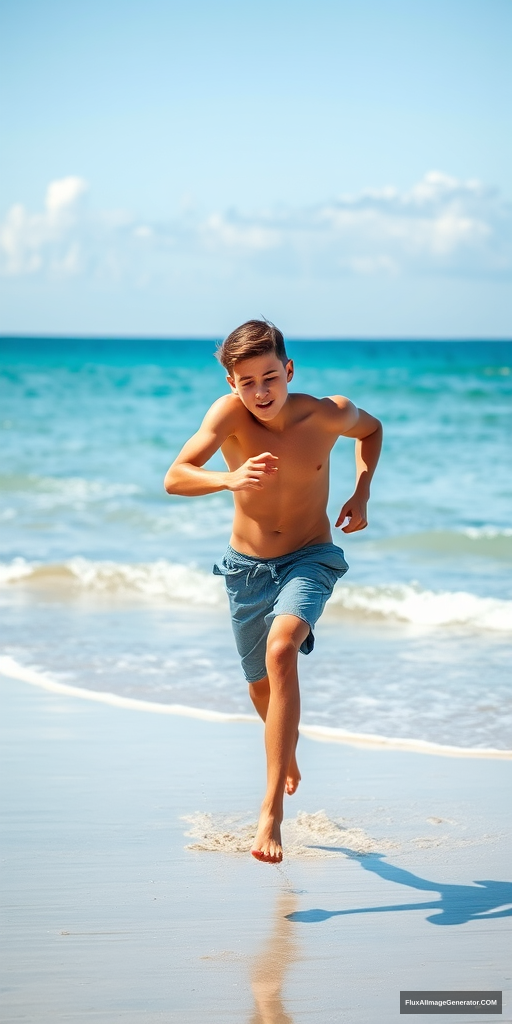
[1,333,511,343]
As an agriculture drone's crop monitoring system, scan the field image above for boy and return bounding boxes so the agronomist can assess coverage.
[164,320,382,863]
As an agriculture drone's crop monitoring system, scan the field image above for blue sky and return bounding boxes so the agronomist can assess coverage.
[1,0,511,337]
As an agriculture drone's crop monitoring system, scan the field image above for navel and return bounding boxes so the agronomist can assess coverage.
[316,464,322,470]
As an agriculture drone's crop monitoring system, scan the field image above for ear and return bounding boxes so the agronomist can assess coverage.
[285,359,294,382]
[226,375,238,394]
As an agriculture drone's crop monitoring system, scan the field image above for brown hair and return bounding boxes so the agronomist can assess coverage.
[215,319,288,376]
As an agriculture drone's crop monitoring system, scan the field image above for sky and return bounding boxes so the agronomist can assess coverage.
[0,0,511,337]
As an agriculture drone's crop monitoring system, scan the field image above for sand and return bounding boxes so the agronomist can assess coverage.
[1,671,511,1023]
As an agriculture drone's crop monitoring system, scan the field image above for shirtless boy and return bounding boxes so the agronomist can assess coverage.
[164,320,382,864]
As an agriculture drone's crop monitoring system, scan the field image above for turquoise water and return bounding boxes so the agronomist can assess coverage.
[1,338,511,748]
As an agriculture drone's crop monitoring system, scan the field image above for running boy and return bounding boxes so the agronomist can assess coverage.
[164,320,382,863]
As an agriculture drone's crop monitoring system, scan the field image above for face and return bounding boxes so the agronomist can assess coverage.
[227,353,294,421]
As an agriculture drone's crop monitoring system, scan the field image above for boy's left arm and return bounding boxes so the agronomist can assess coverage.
[325,397,383,534]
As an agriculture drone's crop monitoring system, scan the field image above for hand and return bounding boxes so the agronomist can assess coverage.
[335,493,368,533]
[227,452,279,491]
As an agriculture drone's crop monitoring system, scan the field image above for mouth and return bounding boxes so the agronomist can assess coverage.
[256,400,273,410]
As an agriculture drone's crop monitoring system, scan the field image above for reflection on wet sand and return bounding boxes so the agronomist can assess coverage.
[248,892,300,1024]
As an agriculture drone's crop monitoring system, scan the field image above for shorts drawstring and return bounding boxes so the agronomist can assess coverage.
[212,542,348,683]
[213,553,280,587]
[245,562,280,586]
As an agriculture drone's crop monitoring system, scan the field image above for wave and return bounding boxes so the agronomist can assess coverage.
[0,656,254,722]
[0,556,224,605]
[328,581,512,631]
[2,474,510,560]
[1,656,509,760]
[0,473,142,501]
[1,557,511,631]
[371,528,512,560]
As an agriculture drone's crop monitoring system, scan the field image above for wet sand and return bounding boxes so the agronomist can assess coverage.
[1,671,511,1023]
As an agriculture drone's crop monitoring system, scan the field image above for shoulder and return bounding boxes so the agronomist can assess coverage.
[287,392,358,432]
[288,392,328,417]
[322,397,382,439]
[289,392,354,415]
[202,393,244,430]
[316,395,359,433]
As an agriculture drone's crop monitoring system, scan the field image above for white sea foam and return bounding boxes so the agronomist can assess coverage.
[182,810,399,857]
[0,656,255,722]
[0,557,36,584]
[182,811,496,856]
[298,723,512,759]
[461,526,512,539]
[329,582,512,631]
[1,556,511,630]
[0,557,225,605]
[1,655,510,759]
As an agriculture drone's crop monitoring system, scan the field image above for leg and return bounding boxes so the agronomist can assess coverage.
[248,676,301,796]
[251,614,310,864]
[248,675,270,721]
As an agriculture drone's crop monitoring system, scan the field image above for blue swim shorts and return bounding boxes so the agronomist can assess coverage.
[213,542,348,683]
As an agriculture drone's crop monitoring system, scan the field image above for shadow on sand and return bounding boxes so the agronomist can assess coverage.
[285,848,512,927]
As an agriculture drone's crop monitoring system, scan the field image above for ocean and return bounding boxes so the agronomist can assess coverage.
[1,337,511,751]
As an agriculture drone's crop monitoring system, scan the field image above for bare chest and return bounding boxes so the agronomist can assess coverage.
[222,417,335,482]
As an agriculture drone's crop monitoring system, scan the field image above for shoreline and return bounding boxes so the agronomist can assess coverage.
[2,654,510,761]
[1,665,511,1024]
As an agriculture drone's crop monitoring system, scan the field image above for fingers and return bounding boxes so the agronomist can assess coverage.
[230,453,279,491]
[247,455,278,476]
[335,499,352,527]
[237,464,273,489]
[337,516,351,530]
[250,462,278,473]
[342,516,367,533]
[252,453,278,471]
[336,508,368,532]
[336,494,368,532]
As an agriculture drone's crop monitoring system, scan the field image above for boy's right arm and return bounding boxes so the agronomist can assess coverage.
[164,396,278,496]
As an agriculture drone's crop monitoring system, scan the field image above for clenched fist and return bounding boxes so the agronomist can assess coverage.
[227,452,279,491]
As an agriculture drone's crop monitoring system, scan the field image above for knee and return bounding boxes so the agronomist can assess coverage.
[266,633,299,671]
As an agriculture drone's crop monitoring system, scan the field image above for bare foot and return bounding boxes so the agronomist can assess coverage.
[251,809,283,863]
[285,748,301,795]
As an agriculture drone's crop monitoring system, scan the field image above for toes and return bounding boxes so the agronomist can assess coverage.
[252,853,281,864]
[251,844,283,864]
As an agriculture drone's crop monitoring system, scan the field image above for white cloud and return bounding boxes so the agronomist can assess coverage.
[45,176,89,214]
[0,176,90,276]
[0,172,510,284]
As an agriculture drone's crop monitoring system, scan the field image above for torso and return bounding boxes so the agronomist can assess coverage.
[221,393,338,558]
